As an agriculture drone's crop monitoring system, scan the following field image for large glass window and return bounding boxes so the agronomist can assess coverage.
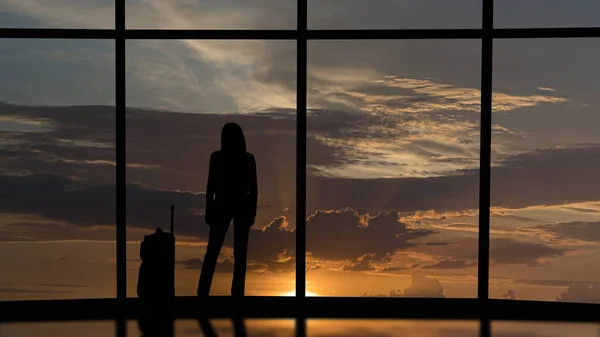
[2,0,600,330]
[490,38,600,303]
[306,40,481,297]
[0,39,116,300]
[125,40,296,296]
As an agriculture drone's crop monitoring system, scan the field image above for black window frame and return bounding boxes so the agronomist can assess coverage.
[2,0,600,334]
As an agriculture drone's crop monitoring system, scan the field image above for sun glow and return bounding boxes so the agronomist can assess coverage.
[283,290,318,297]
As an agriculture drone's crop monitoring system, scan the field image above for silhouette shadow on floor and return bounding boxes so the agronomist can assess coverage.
[198,317,248,337]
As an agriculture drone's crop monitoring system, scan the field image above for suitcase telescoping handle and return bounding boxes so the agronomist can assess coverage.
[170,204,174,234]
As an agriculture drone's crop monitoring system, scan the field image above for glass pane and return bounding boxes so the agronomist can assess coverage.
[493,321,600,337]
[1,322,115,337]
[126,40,296,297]
[490,39,600,303]
[495,0,600,28]
[0,0,114,29]
[126,0,296,29]
[308,0,481,29]
[306,40,481,297]
[128,319,296,336]
[0,39,116,300]
[308,320,478,336]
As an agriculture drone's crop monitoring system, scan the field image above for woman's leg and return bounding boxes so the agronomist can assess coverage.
[231,219,251,296]
[197,223,229,296]
[232,317,247,337]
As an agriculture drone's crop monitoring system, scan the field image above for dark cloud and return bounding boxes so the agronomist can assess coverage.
[557,282,600,304]
[306,209,434,261]
[342,254,377,272]
[308,144,600,215]
[0,103,115,182]
[514,279,575,287]
[0,172,571,274]
[1,103,298,226]
[403,274,445,298]
[248,216,294,262]
[361,275,445,298]
[535,221,600,242]
[0,174,295,272]
[409,237,568,269]
[5,103,600,219]
[0,173,206,237]
[0,103,597,275]
[423,259,477,270]
[379,263,421,273]
[361,290,401,298]
[502,289,517,300]
[252,208,436,273]
[490,146,600,209]
[177,257,204,270]
[0,174,115,226]
[490,238,569,266]
[124,107,299,226]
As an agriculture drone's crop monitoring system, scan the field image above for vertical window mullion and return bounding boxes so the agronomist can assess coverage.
[478,0,494,306]
[296,0,308,310]
[116,0,127,302]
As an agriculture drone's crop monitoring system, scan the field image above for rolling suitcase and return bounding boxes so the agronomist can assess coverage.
[137,205,176,300]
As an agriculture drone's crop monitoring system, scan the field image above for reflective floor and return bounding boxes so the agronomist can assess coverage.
[1,320,600,336]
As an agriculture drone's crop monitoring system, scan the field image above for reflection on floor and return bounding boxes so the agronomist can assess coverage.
[1,319,599,336]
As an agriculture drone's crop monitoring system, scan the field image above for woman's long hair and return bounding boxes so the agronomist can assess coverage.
[221,122,247,153]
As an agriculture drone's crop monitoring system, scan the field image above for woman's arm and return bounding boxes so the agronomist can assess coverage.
[248,154,258,217]
[205,152,217,225]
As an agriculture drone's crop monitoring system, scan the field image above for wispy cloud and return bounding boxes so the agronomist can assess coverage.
[333,77,567,114]
[304,76,567,178]
[0,0,114,28]
[126,39,296,113]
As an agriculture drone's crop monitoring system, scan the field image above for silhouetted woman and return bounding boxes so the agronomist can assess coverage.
[197,123,258,297]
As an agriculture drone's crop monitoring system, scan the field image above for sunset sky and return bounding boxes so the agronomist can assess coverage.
[2,0,600,306]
